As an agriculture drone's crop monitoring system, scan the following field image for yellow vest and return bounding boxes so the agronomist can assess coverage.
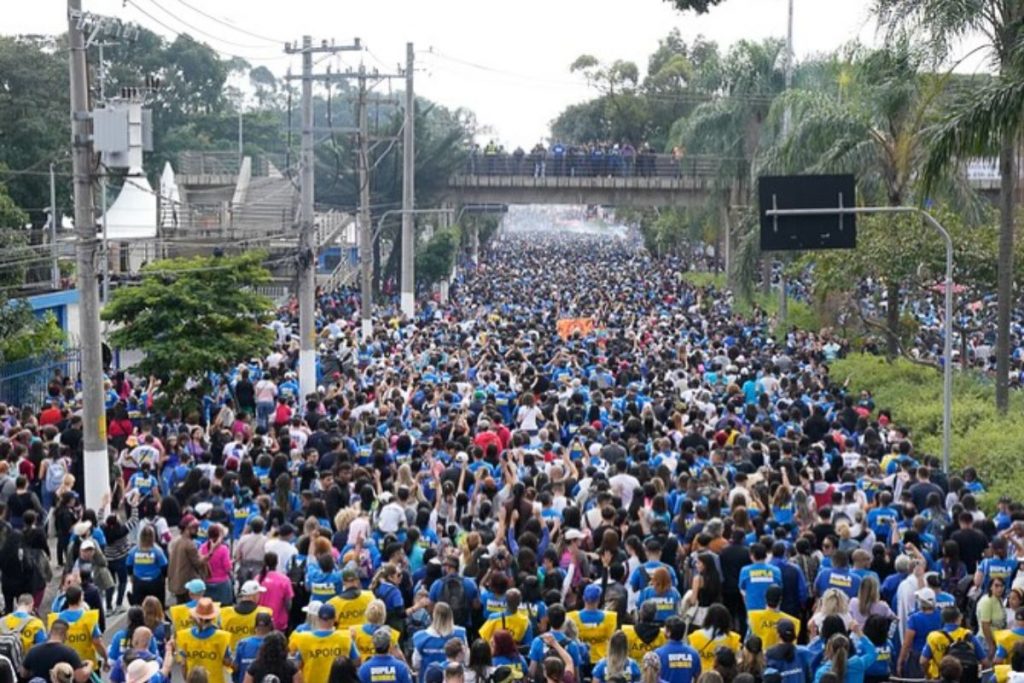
[328,590,374,628]
[995,629,1024,660]
[3,613,44,654]
[219,605,273,648]
[169,601,222,635]
[291,629,356,683]
[688,629,742,672]
[622,624,666,661]
[47,609,100,664]
[567,610,617,664]
[176,627,232,683]
[746,609,801,650]
[354,624,400,661]
[994,664,1011,683]
[925,627,972,678]
[479,611,530,644]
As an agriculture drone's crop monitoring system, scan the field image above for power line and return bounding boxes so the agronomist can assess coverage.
[166,0,285,44]
[123,0,290,62]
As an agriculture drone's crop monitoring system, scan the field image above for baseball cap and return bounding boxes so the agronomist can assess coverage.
[184,579,206,594]
[239,580,267,597]
[303,600,324,615]
[179,514,198,529]
[341,567,359,582]
[564,529,584,541]
[583,584,602,604]
[776,618,796,639]
[80,539,96,551]
[372,626,394,651]
[915,587,936,605]
[317,604,336,622]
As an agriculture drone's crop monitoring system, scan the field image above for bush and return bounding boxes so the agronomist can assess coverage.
[831,354,1024,510]
[680,271,820,338]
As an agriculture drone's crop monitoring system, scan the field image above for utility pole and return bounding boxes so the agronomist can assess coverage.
[357,65,373,340]
[400,42,416,319]
[285,37,362,399]
[49,164,59,290]
[778,0,795,328]
[68,0,110,512]
[96,41,116,305]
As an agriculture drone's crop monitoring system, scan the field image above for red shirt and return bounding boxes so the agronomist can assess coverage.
[473,430,502,455]
[273,403,292,428]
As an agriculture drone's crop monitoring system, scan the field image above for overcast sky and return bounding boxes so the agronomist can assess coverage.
[10,0,988,146]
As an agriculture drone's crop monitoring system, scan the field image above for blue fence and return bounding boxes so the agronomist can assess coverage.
[0,348,81,409]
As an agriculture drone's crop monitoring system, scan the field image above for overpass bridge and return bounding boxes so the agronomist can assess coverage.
[448,154,723,207]
[448,152,1003,208]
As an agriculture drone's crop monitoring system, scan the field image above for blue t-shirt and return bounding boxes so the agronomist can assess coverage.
[358,654,413,683]
[306,566,343,601]
[636,586,682,623]
[628,561,679,592]
[813,568,861,600]
[979,557,1019,592]
[906,609,942,652]
[126,546,168,581]
[411,628,467,683]
[528,631,583,670]
[656,640,702,683]
[233,635,264,683]
[738,562,783,610]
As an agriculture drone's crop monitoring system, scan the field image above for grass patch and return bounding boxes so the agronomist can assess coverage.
[831,354,1024,509]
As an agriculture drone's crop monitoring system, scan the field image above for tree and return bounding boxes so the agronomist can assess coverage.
[876,0,1024,410]
[101,251,275,405]
[765,40,982,354]
[663,0,728,12]
[416,228,460,286]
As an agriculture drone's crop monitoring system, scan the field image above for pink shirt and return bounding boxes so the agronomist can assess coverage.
[258,571,294,630]
[200,542,232,584]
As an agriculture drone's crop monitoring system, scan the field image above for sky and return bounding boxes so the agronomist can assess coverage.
[9,0,989,147]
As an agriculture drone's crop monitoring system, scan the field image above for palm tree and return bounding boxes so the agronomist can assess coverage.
[876,0,1024,412]
[762,40,982,355]
[672,39,787,293]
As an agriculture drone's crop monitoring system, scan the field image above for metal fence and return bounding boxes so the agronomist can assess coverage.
[0,347,81,410]
[457,152,727,179]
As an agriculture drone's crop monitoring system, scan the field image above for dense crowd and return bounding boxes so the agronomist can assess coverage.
[467,142,681,178]
[0,231,1019,683]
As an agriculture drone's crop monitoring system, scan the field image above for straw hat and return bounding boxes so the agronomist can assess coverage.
[190,597,220,621]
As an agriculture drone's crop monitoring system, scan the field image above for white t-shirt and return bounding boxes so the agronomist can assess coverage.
[609,473,642,508]
[516,405,543,431]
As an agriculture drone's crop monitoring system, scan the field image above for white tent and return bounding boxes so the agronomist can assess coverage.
[159,161,180,230]
[99,168,157,240]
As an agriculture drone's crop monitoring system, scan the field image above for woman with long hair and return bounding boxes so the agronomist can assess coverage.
[141,595,169,654]
[636,566,682,623]
[370,562,407,633]
[593,630,641,683]
[465,637,494,683]
[242,631,301,683]
[326,657,358,683]
[977,576,1009,656]
[814,629,877,683]
[848,576,894,630]
[738,636,765,681]
[688,603,742,672]
[353,600,397,661]
[682,552,722,620]
[809,589,853,640]
[199,523,234,605]
[412,602,469,677]
[490,628,528,676]
[641,652,665,683]
[256,552,293,631]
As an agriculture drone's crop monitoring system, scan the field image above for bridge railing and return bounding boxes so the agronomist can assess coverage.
[454,153,725,179]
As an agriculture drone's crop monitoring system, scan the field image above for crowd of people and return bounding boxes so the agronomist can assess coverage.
[466,142,697,179]
[0,230,1019,683]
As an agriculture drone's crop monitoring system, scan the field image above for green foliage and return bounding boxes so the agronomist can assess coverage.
[101,251,275,403]
[831,354,1024,508]
[416,228,461,286]
[0,180,30,288]
[0,303,66,363]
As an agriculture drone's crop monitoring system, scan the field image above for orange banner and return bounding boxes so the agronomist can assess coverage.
[557,317,595,340]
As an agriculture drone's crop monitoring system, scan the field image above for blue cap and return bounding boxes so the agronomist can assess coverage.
[317,603,336,621]
[583,584,602,603]
[185,579,206,594]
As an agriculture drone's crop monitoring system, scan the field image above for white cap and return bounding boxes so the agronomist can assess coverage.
[915,588,936,604]
[194,502,214,516]
[80,539,97,551]
[565,529,584,541]
[455,452,469,463]
[239,580,267,597]
[303,600,324,615]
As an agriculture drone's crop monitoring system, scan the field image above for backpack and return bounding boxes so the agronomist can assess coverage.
[287,555,309,593]
[438,575,469,627]
[0,617,30,672]
[941,631,980,683]
[44,458,67,493]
